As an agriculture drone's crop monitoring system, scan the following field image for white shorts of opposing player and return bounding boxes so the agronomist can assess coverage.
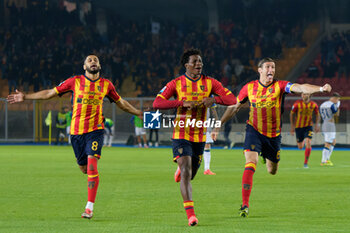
[322,122,336,143]
[104,127,114,147]
[321,122,336,163]
[135,127,146,136]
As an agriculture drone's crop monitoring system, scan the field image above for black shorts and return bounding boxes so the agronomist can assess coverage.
[71,129,104,165]
[172,139,205,160]
[295,126,313,143]
[243,124,281,163]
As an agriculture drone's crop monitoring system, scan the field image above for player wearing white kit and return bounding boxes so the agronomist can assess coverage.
[203,104,218,175]
[320,93,341,166]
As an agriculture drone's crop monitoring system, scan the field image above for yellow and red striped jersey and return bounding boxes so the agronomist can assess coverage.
[237,79,294,138]
[54,75,121,135]
[158,74,234,142]
[291,100,319,128]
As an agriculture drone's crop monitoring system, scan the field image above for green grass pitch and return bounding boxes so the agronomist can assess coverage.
[1,145,350,233]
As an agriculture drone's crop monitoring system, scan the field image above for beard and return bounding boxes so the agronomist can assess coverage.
[86,66,101,74]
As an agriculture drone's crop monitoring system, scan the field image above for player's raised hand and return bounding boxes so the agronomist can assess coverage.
[322,84,332,93]
[183,101,197,110]
[201,97,215,108]
[7,89,25,104]
[211,127,220,141]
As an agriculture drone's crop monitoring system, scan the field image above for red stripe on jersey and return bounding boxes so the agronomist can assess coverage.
[83,82,95,133]
[252,82,258,128]
[79,75,85,91]
[189,109,197,141]
[192,80,198,101]
[74,95,83,134]
[178,107,187,139]
[271,106,277,137]
[181,77,187,98]
[93,104,101,131]
[93,79,103,131]
[201,77,207,92]
[261,87,267,135]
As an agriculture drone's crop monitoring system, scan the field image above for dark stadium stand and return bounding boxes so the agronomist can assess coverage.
[0,0,319,99]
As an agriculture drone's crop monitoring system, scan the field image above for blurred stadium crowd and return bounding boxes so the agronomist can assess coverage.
[0,0,316,97]
[1,0,349,98]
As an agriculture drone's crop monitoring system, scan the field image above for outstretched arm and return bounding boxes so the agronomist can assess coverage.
[211,102,244,141]
[291,83,331,94]
[220,102,243,125]
[7,89,57,104]
[116,98,143,118]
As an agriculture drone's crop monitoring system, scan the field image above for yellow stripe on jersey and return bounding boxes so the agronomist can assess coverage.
[78,80,91,134]
[70,79,81,135]
[272,81,281,138]
[256,83,264,134]
[87,81,95,131]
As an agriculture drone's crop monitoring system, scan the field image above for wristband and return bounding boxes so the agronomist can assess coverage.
[319,87,324,92]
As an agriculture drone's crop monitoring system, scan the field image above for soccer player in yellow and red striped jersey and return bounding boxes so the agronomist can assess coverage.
[290,93,320,168]
[7,55,142,219]
[153,48,236,226]
[212,57,331,217]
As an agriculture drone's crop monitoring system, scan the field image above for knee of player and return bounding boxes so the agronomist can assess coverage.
[180,167,192,178]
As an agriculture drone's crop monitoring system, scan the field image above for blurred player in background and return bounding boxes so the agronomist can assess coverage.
[320,92,341,166]
[104,117,114,147]
[7,55,142,219]
[212,57,331,217]
[290,93,320,168]
[153,48,236,226]
[203,99,218,175]
[55,107,67,145]
[149,128,159,147]
[64,106,72,144]
[132,115,149,148]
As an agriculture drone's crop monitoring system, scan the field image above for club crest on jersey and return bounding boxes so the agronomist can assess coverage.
[200,85,205,91]
[268,87,273,93]
[97,86,101,91]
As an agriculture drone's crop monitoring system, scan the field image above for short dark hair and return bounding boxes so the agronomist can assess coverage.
[257,57,275,68]
[180,48,202,67]
[332,92,341,97]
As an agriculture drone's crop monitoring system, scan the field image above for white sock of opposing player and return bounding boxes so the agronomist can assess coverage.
[104,135,108,146]
[204,149,211,171]
[322,147,330,163]
[327,145,334,161]
[86,201,94,211]
[108,136,113,146]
